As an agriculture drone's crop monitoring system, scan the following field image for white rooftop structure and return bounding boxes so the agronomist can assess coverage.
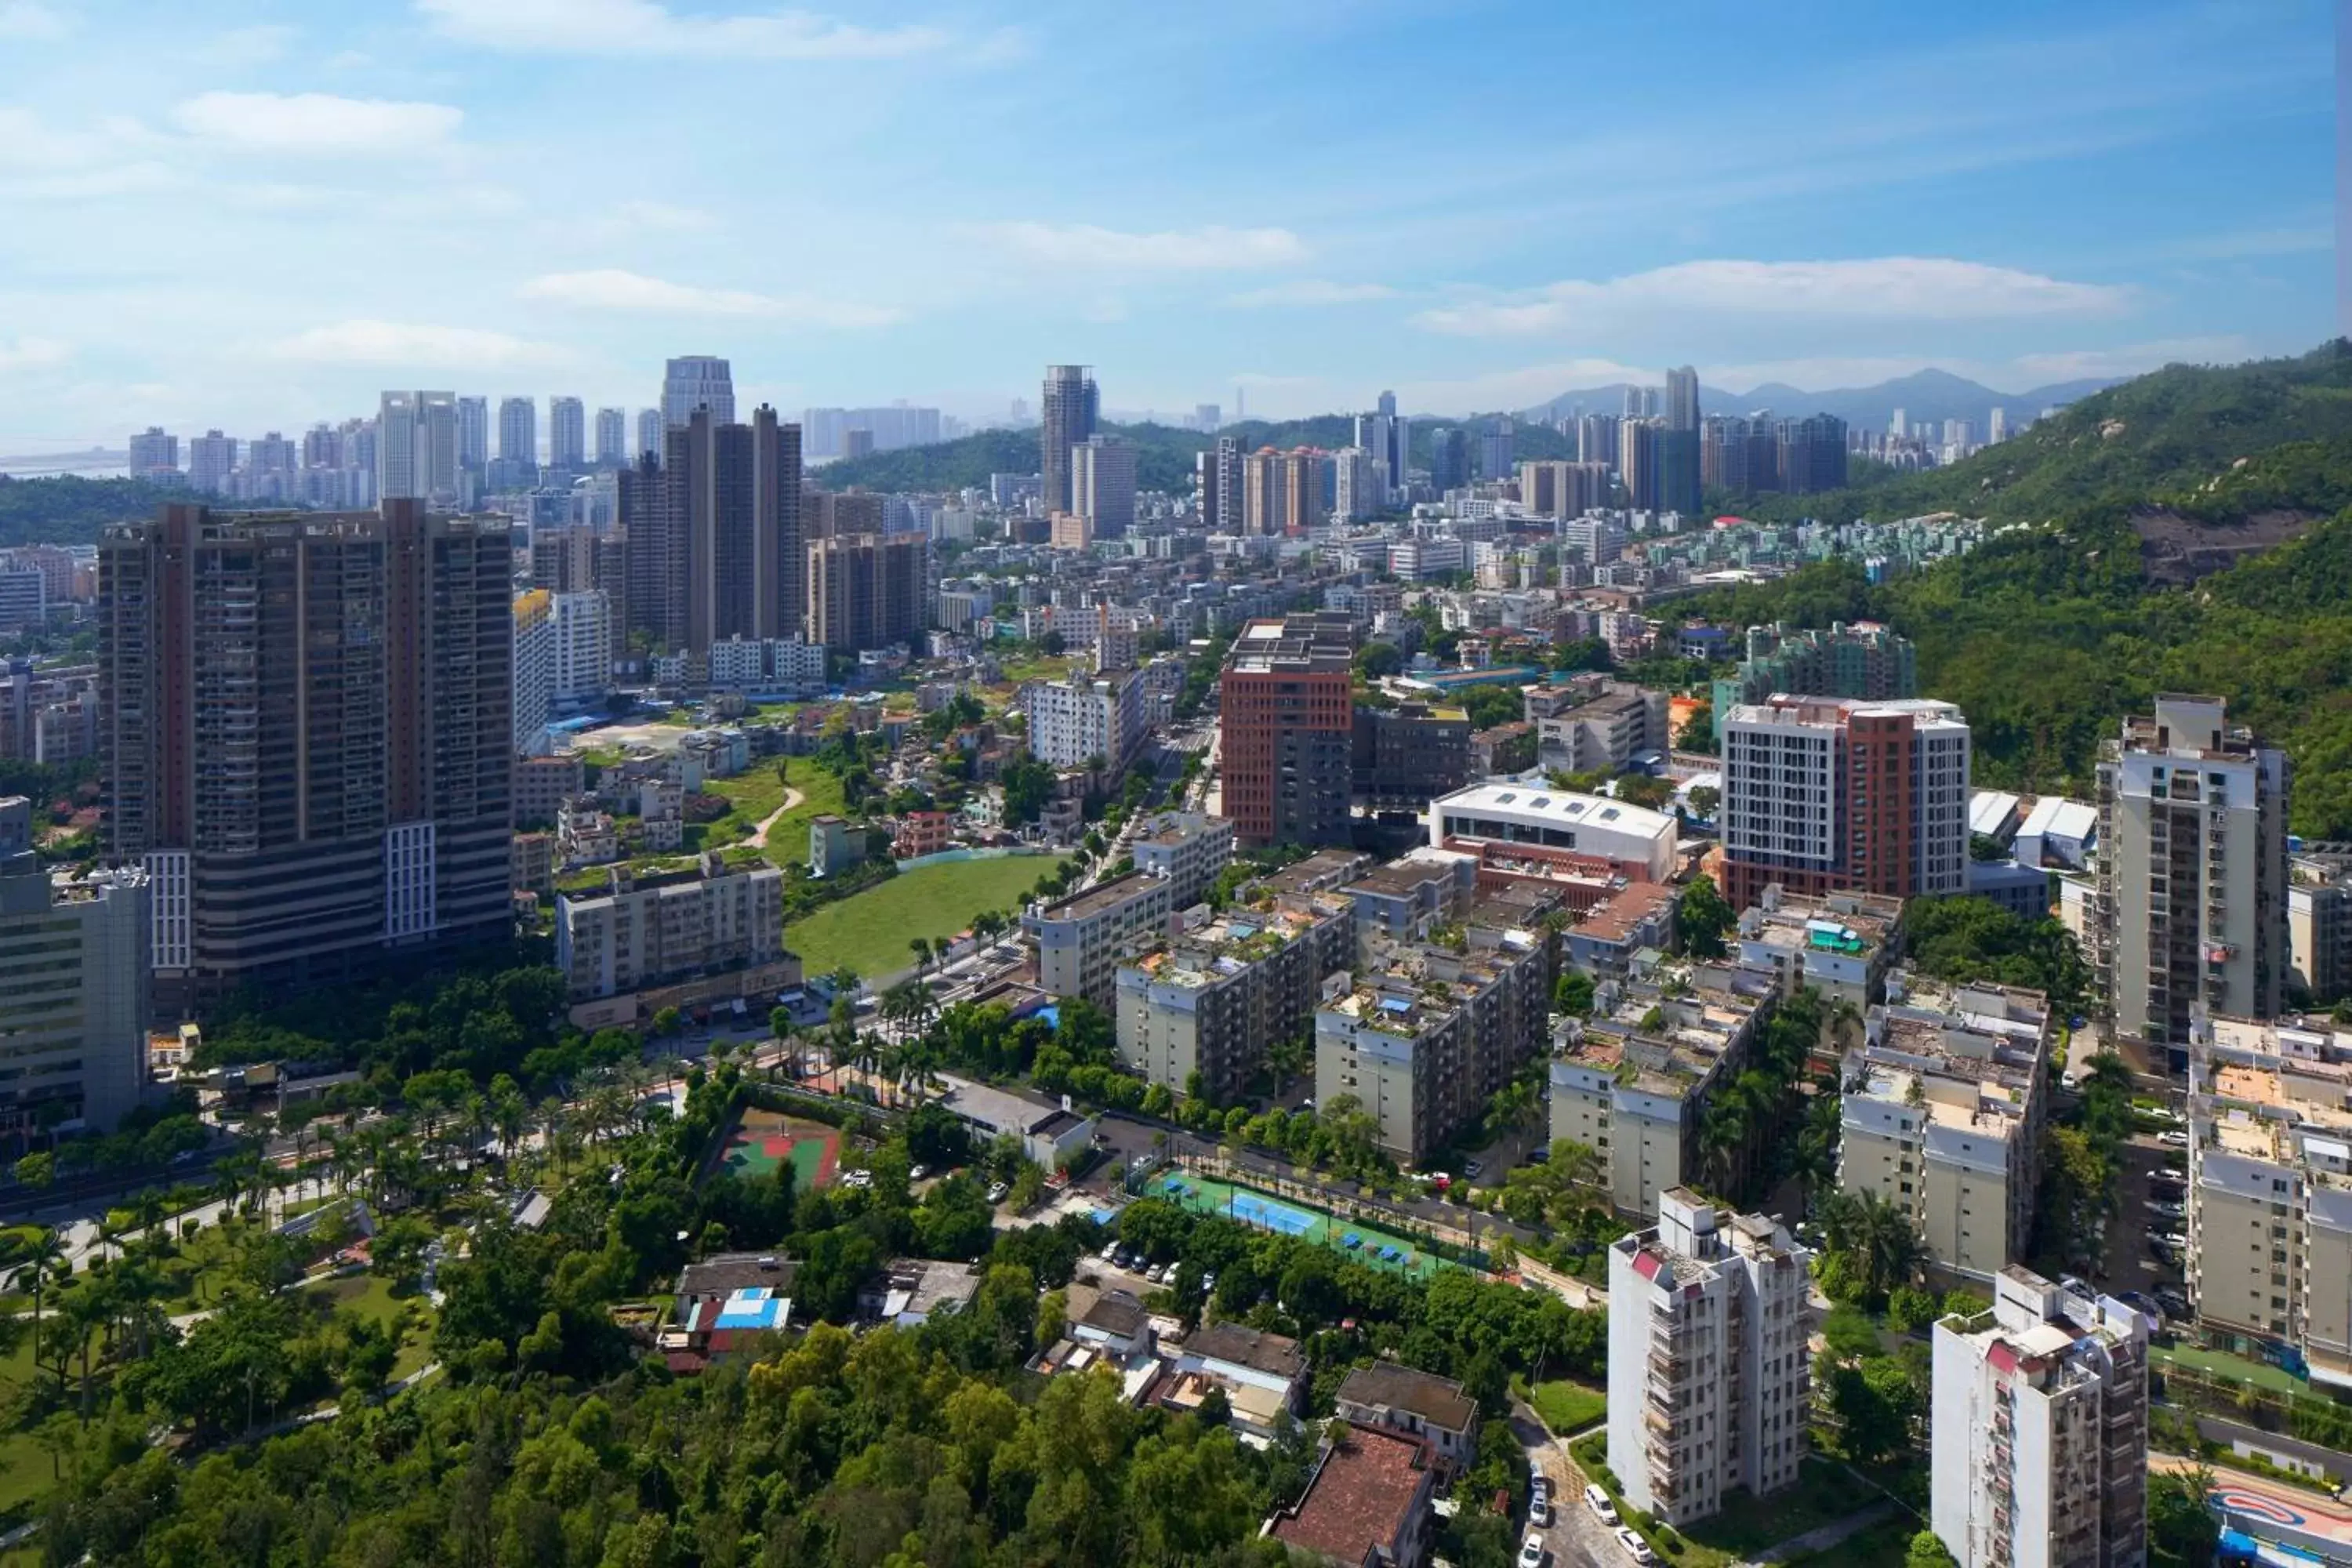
[1969,790,2022,840]
[1428,781,1677,882]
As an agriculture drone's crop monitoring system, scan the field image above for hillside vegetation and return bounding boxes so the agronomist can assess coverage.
[0,475,205,547]
[1679,340,2352,837]
[815,415,1574,495]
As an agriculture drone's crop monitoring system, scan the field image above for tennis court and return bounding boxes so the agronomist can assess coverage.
[1152,1172,1455,1279]
[714,1105,841,1189]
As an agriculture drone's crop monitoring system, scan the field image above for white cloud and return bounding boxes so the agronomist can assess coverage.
[0,339,70,370]
[0,107,157,170]
[197,24,296,67]
[1413,257,2130,336]
[416,0,949,59]
[0,1,66,38]
[1223,279,1397,309]
[266,320,557,368]
[2005,336,2252,384]
[171,92,462,155]
[975,222,1309,272]
[519,269,904,327]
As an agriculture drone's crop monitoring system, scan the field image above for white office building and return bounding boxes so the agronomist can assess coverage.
[1931,1267,2148,1568]
[1606,1189,1813,1527]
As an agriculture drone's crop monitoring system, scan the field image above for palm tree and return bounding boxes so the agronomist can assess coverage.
[907,935,933,976]
[1698,1083,1751,1196]
[23,1228,65,1369]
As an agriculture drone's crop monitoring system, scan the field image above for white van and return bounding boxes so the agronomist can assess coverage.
[1584,1484,1617,1524]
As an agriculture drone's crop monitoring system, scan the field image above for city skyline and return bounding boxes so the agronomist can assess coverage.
[0,0,2331,445]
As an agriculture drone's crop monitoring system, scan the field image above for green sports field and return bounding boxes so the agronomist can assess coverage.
[785,853,1070,978]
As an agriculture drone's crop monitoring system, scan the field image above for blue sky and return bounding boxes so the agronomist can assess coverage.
[0,0,2334,446]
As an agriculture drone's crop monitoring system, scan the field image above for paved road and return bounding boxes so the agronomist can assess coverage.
[1509,1401,1611,1568]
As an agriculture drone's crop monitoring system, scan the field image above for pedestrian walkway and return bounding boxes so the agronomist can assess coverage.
[1748,1501,1897,1565]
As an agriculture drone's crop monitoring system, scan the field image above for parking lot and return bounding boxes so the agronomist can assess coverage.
[2099,1126,2190,1317]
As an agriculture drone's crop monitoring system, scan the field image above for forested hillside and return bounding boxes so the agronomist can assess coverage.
[0,476,201,547]
[815,415,1573,495]
[1678,339,2352,837]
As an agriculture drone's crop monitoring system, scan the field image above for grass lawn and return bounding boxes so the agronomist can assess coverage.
[1523,1377,1606,1436]
[2154,1341,2306,1395]
[303,1272,437,1381]
[1568,1436,1885,1568]
[694,765,793,851]
[756,766,849,869]
[786,854,1068,978]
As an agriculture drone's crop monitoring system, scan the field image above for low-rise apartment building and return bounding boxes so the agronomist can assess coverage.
[1607,1190,1813,1528]
[1531,678,1670,775]
[555,850,786,1001]
[1114,891,1354,1101]
[1339,849,1479,945]
[1025,871,1174,1010]
[1930,1267,2148,1568]
[1316,918,1554,1163]
[1549,960,1769,1218]
[2186,1008,2352,1387]
[1335,1363,1481,1475]
[1129,811,1236,910]
[1840,978,2053,1283]
[1732,885,1904,1010]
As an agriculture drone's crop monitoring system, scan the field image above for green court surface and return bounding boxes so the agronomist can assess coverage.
[1152,1172,1457,1279]
[716,1106,840,1189]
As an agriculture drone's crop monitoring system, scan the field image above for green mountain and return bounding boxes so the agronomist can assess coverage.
[813,414,1572,495]
[0,474,209,547]
[1679,340,2352,837]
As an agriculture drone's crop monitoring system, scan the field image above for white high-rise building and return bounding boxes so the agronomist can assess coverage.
[1931,1267,2148,1568]
[128,427,179,481]
[377,391,459,503]
[0,798,149,1135]
[1987,406,2009,444]
[456,395,489,473]
[1606,1189,1813,1528]
[551,590,612,706]
[513,591,554,753]
[593,407,628,466]
[1719,695,1972,909]
[635,408,662,463]
[1333,446,1381,522]
[2091,695,2290,1068]
[187,430,238,494]
[1069,434,1138,539]
[548,396,586,469]
[662,356,735,427]
[498,396,537,469]
[1022,666,1147,775]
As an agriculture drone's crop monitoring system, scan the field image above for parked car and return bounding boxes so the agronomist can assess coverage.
[2147,1202,2186,1221]
[1585,1485,1617,1525]
[1527,1147,1552,1166]
[1617,1526,1657,1564]
[1518,1535,1547,1568]
[909,1164,931,1181]
[1530,1493,1552,1527]
[987,1181,1009,1204]
[2151,1231,2188,1249]
[2158,1130,2190,1147]
[1465,1160,1485,1179]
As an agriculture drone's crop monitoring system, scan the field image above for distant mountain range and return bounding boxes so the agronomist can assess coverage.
[1520,367,2120,435]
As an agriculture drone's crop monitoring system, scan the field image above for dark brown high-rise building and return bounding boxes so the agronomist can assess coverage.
[622,407,802,655]
[807,532,926,652]
[100,502,513,1011]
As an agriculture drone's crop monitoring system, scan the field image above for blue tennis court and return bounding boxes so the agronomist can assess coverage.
[1228,1190,1319,1236]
